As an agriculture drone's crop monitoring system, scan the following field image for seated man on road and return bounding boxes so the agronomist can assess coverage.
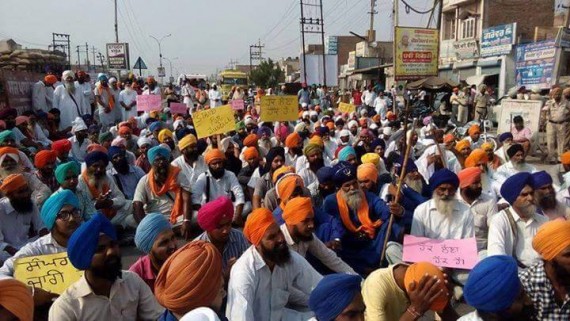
[0,279,34,321]
[532,170,570,220]
[511,115,533,156]
[494,144,536,184]
[309,274,365,321]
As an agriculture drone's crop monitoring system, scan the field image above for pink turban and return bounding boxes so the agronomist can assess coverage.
[197,196,234,232]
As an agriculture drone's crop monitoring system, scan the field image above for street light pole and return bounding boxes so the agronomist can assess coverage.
[149,33,172,83]
[163,57,178,84]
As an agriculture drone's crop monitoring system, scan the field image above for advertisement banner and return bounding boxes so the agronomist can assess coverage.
[394,27,439,80]
[106,43,130,70]
[480,23,517,57]
[515,40,556,89]
[453,39,479,60]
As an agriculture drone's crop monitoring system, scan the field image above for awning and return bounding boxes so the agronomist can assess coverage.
[465,73,499,86]
[351,63,393,75]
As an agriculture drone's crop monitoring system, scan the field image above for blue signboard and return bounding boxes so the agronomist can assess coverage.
[515,40,557,89]
[480,23,516,57]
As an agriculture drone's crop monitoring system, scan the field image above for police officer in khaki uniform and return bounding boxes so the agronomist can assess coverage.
[545,87,570,164]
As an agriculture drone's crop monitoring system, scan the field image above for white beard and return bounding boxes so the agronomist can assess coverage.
[516,203,537,218]
[65,81,75,94]
[433,194,457,217]
[405,176,423,194]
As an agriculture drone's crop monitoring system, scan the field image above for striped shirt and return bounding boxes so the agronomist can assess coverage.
[195,229,249,268]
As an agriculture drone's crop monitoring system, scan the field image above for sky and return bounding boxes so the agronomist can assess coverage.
[0,0,435,78]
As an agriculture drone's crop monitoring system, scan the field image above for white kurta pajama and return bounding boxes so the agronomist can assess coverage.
[94,86,116,129]
[53,85,83,131]
[119,89,138,121]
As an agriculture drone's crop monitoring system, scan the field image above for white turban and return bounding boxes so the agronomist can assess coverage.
[294,122,308,132]
[348,120,358,129]
[309,110,318,116]
[137,137,152,148]
[244,117,256,126]
[71,117,87,133]
[382,127,392,135]
[180,307,220,321]
[0,152,19,165]
[62,70,74,80]
[340,129,350,137]
[111,136,126,147]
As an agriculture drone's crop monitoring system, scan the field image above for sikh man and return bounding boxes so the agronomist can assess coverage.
[416,133,461,182]
[0,279,34,321]
[544,87,569,164]
[171,133,207,185]
[119,79,138,121]
[284,132,304,166]
[0,147,50,205]
[67,117,91,162]
[143,76,162,96]
[94,73,116,130]
[520,220,570,319]
[157,129,178,158]
[309,274,365,321]
[107,146,145,201]
[130,213,177,292]
[464,148,500,200]
[52,139,73,163]
[33,74,57,113]
[53,70,83,131]
[226,208,322,321]
[252,147,285,209]
[532,170,570,220]
[487,172,548,268]
[133,146,192,238]
[74,71,94,116]
[195,196,249,277]
[135,136,152,173]
[49,213,164,320]
[480,141,502,170]
[298,143,325,188]
[55,161,96,221]
[323,161,406,274]
[457,167,497,251]
[495,132,513,164]
[358,162,380,194]
[34,149,59,192]
[494,143,536,183]
[466,124,483,149]
[310,166,336,208]
[461,255,534,321]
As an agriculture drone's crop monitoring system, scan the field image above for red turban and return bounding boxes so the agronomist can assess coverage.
[458,167,482,189]
[282,197,313,225]
[285,132,302,148]
[243,208,276,246]
[243,134,258,147]
[0,174,28,194]
[204,149,225,165]
[86,144,108,154]
[243,147,259,160]
[34,150,57,169]
[464,149,488,168]
[443,134,455,144]
[0,279,33,321]
[51,139,72,154]
[118,126,132,135]
[155,241,222,315]
[197,196,234,232]
[44,75,57,85]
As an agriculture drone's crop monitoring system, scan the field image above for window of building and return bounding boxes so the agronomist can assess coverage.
[461,17,476,39]
[443,12,456,40]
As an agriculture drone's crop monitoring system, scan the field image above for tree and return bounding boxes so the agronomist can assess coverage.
[249,58,285,89]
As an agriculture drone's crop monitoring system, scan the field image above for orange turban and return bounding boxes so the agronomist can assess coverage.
[481,142,494,152]
[0,147,19,163]
[309,135,324,147]
[118,126,132,136]
[282,197,313,225]
[357,163,378,183]
[0,279,33,321]
[361,153,380,166]
[561,151,570,165]
[468,124,481,136]
[243,147,259,160]
[272,166,295,183]
[0,174,27,194]
[277,174,303,205]
[443,134,455,144]
[204,149,225,165]
[86,144,108,154]
[372,114,381,123]
[243,134,258,147]
[532,220,570,261]
[155,241,222,315]
[326,121,335,130]
[464,149,488,168]
[455,139,471,152]
[34,150,57,169]
[458,167,482,189]
[404,262,449,312]
[285,132,302,148]
[243,208,276,246]
[44,75,57,85]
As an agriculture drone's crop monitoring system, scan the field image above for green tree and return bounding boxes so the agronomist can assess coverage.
[249,58,285,89]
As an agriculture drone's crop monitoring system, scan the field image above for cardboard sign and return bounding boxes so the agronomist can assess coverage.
[169,102,188,115]
[402,235,479,269]
[231,99,245,110]
[338,102,356,113]
[14,253,83,294]
[193,105,235,138]
[497,99,541,145]
[260,95,298,122]
[136,95,162,112]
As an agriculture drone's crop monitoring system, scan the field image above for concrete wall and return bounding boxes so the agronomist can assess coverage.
[486,0,555,42]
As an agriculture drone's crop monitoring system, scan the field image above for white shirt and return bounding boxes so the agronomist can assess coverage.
[171,155,207,185]
[226,246,322,321]
[34,123,52,147]
[181,85,196,107]
[142,87,161,95]
[280,224,356,274]
[415,144,461,183]
[457,192,498,251]
[67,136,91,162]
[133,172,191,220]
[208,89,222,107]
[411,199,475,240]
[457,311,483,321]
[285,149,300,167]
[298,167,318,190]
[53,85,83,130]
[0,198,43,254]
[494,161,537,184]
[192,170,244,206]
[32,81,54,112]
[0,233,66,278]
[119,89,138,121]
[74,81,94,115]
[374,97,388,119]
[362,90,376,106]
[487,208,548,267]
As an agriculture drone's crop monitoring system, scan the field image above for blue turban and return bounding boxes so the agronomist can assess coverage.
[532,170,553,189]
[500,172,533,205]
[498,132,513,143]
[0,130,14,143]
[84,151,109,168]
[332,161,357,187]
[147,145,171,164]
[317,166,335,185]
[40,190,80,230]
[67,213,116,270]
[134,213,172,254]
[257,126,272,137]
[149,121,164,132]
[397,157,418,173]
[97,73,108,82]
[338,146,356,161]
[316,126,330,136]
[309,274,362,321]
[175,127,192,141]
[370,138,386,150]
[429,169,459,193]
[464,255,520,313]
[107,146,124,160]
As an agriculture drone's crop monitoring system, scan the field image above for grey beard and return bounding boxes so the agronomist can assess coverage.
[405,176,423,194]
[344,190,364,211]
[516,204,537,218]
[512,160,525,171]
[66,82,76,94]
[433,194,456,217]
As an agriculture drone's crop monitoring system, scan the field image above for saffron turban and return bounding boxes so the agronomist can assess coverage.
[361,153,380,166]
[178,134,197,151]
[41,190,80,230]
[276,174,303,201]
[243,134,258,147]
[137,136,152,148]
[44,74,57,85]
[243,208,276,246]
[309,273,362,321]
[357,163,378,183]
[506,144,524,158]
[34,150,57,169]
[0,130,14,143]
[309,135,324,147]
[0,146,19,164]
[272,166,295,183]
[282,197,313,225]
[149,121,163,132]
[0,174,27,194]
[464,255,520,313]
[158,129,173,143]
[443,134,455,144]
[458,167,482,189]
[135,213,172,254]
[561,151,570,165]
[148,146,171,164]
[481,142,494,152]
[532,171,553,189]
[204,149,225,165]
[404,262,449,311]
[118,126,132,135]
[67,213,117,270]
[55,161,81,184]
[155,241,222,315]
[332,161,357,187]
[87,143,108,154]
[532,220,570,261]
[303,143,323,157]
[85,151,109,168]
[429,169,459,193]
[197,196,234,232]
[455,139,471,152]
[316,166,334,184]
[285,132,302,148]
[468,124,481,136]
[243,147,259,160]
[464,149,488,168]
[500,172,533,205]
[498,132,513,143]
[0,279,33,321]
[338,146,356,161]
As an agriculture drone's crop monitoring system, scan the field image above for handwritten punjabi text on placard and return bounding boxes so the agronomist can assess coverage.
[402,235,479,269]
[14,253,83,294]
[136,95,162,112]
[169,102,188,114]
[260,96,298,122]
[338,102,356,113]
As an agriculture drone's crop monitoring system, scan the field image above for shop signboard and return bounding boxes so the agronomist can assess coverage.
[515,40,556,89]
[480,23,516,57]
[394,27,439,80]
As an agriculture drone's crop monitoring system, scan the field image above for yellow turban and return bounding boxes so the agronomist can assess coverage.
[158,129,173,143]
[309,135,324,147]
[304,143,323,157]
[361,153,380,166]
[481,142,494,152]
[178,134,197,151]
[272,166,295,183]
[455,139,471,152]
[532,220,570,261]
[357,163,378,183]
[282,197,313,225]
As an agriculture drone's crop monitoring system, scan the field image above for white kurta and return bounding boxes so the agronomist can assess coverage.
[208,89,222,107]
[493,161,537,185]
[415,144,461,183]
[171,155,207,185]
[32,81,54,112]
[74,81,93,115]
[53,85,82,130]
[411,199,475,240]
[119,89,138,121]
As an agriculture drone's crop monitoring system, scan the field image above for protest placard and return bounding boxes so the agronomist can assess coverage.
[14,253,83,294]
[136,95,162,112]
[169,102,188,115]
[231,99,245,110]
[193,105,235,138]
[260,95,298,122]
[402,235,479,269]
[338,102,356,113]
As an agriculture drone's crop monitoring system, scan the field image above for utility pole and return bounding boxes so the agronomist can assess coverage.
[368,0,377,42]
[229,59,239,70]
[91,46,97,71]
[114,0,119,43]
[97,52,105,71]
[76,46,81,70]
[300,0,327,87]
[150,34,172,83]
[249,40,264,75]
[51,33,71,68]
[85,43,90,70]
